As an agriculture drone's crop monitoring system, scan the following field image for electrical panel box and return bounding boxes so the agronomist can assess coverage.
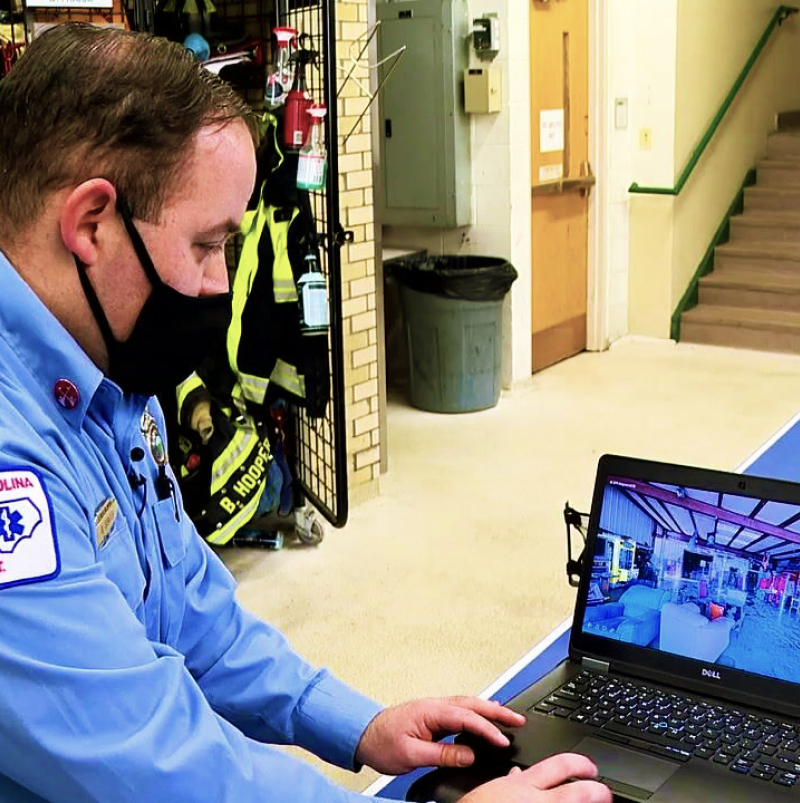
[377,0,472,227]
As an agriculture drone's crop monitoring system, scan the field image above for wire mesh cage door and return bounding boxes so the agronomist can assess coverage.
[277,0,349,529]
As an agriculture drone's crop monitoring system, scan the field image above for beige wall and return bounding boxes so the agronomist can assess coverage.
[625,0,678,338]
[597,0,669,343]
[628,1,800,338]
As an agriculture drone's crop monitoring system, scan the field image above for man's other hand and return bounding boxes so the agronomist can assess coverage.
[461,754,612,803]
[354,696,525,775]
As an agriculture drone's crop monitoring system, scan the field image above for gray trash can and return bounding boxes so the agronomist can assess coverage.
[393,255,518,413]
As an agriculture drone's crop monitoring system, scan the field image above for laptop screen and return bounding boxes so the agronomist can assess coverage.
[580,473,800,686]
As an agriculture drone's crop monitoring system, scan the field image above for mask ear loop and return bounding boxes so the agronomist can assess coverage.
[75,195,161,359]
[75,255,118,351]
[116,196,165,290]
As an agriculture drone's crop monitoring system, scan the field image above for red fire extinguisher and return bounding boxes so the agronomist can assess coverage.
[283,46,318,151]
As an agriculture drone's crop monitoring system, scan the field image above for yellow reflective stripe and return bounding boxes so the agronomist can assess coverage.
[238,372,269,406]
[229,382,249,418]
[271,358,305,397]
[273,277,297,302]
[176,372,204,412]
[269,207,298,303]
[205,493,262,545]
[259,112,284,172]
[210,426,255,495]
[228,196,268,373]
[211,425,254,492]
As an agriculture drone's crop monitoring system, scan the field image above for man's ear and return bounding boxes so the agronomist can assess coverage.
[60,179,118,265]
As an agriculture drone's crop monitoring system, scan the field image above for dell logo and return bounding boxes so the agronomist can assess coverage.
[702,668,722,680]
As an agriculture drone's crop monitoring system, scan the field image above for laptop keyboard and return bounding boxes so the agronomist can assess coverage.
[533,669,800,789]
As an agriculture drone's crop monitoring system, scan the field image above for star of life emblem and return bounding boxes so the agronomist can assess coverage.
[0,468,59,588]
[0,498,42,553]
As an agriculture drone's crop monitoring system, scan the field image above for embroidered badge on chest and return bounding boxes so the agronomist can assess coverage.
[0,468,60,588]
[94,497,118,549]
[141,410,167,466]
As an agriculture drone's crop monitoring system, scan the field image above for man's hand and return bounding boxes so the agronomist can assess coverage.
[461,754,612,803]
[354,696,526,775]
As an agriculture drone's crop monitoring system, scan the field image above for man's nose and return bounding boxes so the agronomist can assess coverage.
[201,256,230,295]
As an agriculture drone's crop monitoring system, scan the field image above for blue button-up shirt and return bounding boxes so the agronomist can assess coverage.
[0,251,396,802]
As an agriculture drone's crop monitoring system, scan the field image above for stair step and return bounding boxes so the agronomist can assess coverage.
[714,241,800,274]
[702,268,800,291]
[683,304,800,330]
[745,186,800,212]
[699,268,800,311]
[776,110,800,130]
[766,131,800,159]
[757,161,800,186]
[715,241,800,260]
[731,211,800,229]
[715,253,800,274]
[730,212,800,243]
[757,158,800,171]
[681,305,800,355]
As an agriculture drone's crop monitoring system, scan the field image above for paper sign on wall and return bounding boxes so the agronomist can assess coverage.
[540,109,565,153]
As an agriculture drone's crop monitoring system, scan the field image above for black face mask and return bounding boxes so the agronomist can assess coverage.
[76,197,232,398]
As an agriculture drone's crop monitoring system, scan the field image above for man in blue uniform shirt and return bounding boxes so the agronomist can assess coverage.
[0,23,610,803]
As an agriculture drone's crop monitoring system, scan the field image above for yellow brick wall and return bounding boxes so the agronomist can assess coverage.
[336,0,381,503]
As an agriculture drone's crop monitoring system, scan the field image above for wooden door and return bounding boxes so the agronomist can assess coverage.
[530,0,590,373]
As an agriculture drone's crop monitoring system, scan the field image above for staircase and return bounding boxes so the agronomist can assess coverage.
[681,125,800,355]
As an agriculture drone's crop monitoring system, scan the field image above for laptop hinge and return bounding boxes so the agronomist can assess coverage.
[582,657,609,674]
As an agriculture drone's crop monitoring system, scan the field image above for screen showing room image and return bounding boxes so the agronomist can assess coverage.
[581,476,800,685]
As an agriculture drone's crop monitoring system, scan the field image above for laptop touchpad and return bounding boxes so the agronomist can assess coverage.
[573,737,680,795]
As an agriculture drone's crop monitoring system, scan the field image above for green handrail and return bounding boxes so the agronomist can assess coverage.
[629,5,798,196]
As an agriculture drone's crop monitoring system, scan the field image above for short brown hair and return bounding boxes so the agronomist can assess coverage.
[0,23,257,236]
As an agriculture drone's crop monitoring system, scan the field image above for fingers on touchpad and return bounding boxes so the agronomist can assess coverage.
[573,736,681,797]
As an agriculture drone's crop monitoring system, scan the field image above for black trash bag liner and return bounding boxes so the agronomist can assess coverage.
[392,255,518,302]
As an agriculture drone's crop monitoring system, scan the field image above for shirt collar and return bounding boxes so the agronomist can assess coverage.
[0,250,104,430]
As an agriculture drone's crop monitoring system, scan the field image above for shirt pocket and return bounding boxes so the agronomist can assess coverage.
[152,497,186,645]
[152,498,186,569]
[98,518,146,613]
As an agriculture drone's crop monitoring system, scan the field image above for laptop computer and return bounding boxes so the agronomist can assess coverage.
[408,454,800,802]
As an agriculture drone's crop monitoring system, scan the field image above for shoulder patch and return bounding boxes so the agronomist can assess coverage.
[0,468,59,589]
